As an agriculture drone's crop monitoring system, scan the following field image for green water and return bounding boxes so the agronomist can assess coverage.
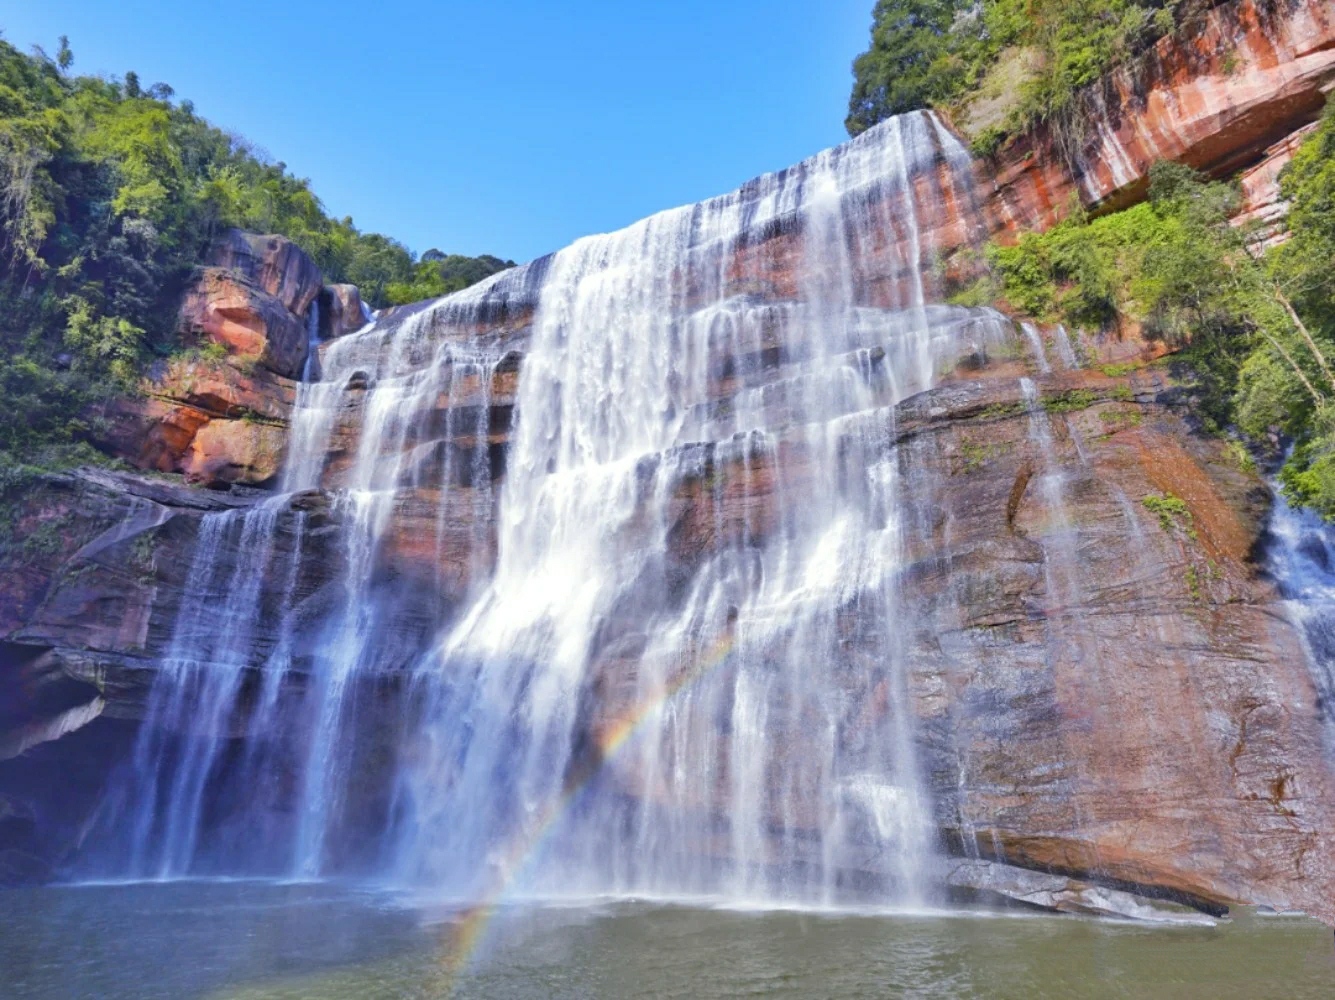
[2,882,1332,998]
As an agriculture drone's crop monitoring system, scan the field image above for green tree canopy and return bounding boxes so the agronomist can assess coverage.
[846,0,967,136]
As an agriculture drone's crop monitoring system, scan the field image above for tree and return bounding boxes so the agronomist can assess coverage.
[846,0,968,136]
[56,35,72,73]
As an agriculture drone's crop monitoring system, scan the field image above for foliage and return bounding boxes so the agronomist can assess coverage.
[846,0,968,136]
[978,101,1335,517]
[1041,388,1099,413]
[1142,492,1191,531]
[847,0,1187,150]
[0,34,512,469]
[385,252,514,306]
[1265,101,1335,514]
[984,162,1317,429]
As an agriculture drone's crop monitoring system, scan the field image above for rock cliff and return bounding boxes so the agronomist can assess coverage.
[2,0,1333,922]
[976,0,1335,234]
[96,230,365,488]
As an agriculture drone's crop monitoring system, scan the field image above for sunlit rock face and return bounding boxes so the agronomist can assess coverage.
[976,0,1335,234]
[99,230,330,488]
[1233,121,1321,252]
[3,0,1335,922]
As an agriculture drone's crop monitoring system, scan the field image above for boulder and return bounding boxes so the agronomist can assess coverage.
[92,359,296,487]
[208,229,323,318]
[146,357,296,424]
[103,396,216,472]
[179,269,310,380]
[322,283,371,340]
[181,417,286,487]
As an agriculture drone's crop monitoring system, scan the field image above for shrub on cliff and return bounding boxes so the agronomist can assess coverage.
[970,105,1335,517]
[847,0,1187,152]
[1266,99,1335,515]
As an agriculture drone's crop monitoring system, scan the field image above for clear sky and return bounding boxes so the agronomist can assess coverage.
[5,2,873,264]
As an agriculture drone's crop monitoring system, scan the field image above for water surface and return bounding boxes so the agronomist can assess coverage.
[3,882,1333,998]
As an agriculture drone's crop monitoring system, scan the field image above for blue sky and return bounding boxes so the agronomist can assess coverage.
[6,2,872,264]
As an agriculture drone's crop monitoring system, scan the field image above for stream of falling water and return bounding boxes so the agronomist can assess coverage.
[114,497,290,877]
[1267,488,1335,750]
[388,111,1006,905]
[101,111,1018,903]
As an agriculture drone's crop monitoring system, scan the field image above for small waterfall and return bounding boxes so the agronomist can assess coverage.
[116,498,288,877]
[301,298,322,384]
[1267,489,1335,742]
[1020,322,1051,374]
[1052,325,1080,370]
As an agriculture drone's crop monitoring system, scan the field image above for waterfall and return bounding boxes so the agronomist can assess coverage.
[99,110,1023,900]
[390,111,997,904]
[113,498,290,877]
[1267,489,1335,745]
[301,297,322,384]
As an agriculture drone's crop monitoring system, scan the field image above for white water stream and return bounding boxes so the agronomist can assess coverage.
[101,112,1070,905]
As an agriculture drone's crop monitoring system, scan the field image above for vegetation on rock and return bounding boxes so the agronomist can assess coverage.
[847,0,1190,152]
[959,101,1335,516]
[1142,492,1192,532]
[0,35,512,470]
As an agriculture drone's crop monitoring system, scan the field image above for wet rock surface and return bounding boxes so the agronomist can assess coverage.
[10,349,1333,916]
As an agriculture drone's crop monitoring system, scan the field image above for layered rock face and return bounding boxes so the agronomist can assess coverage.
[893,368,1335,918]
[979,0,1335,234]
[1234,121,1321,251]
[99,230,349,488]
[2,0,1334,922]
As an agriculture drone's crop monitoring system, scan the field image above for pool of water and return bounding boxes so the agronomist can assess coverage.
[2,882,1332,998]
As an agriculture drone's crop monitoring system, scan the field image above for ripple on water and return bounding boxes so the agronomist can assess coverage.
[2,882,1334,999]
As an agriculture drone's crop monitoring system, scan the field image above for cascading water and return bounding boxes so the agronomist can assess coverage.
[389,111,1008,905]
[287,306,508,875]
[106,497,292,877]
[93,111,1020,902]
[1267,487,1335,747]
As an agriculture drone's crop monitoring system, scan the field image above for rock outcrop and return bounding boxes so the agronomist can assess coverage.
[977,0,1335,236]
[208,229,324,320]
[0,468,349,879]
[322,283,371,340]
[892,366,1335,921]
[1234,121,1321,251]
[179,269,311,380]
[96,230,330,487]
[98,358,296,487]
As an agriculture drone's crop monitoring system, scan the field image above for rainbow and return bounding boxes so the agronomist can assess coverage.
[435,627,740,977]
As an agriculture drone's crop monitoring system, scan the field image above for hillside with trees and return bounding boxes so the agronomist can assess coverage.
[848,0,1200,153]
[0,34,512,470]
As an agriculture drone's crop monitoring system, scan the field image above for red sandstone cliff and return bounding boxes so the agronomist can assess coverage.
[976,0,1335,236]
